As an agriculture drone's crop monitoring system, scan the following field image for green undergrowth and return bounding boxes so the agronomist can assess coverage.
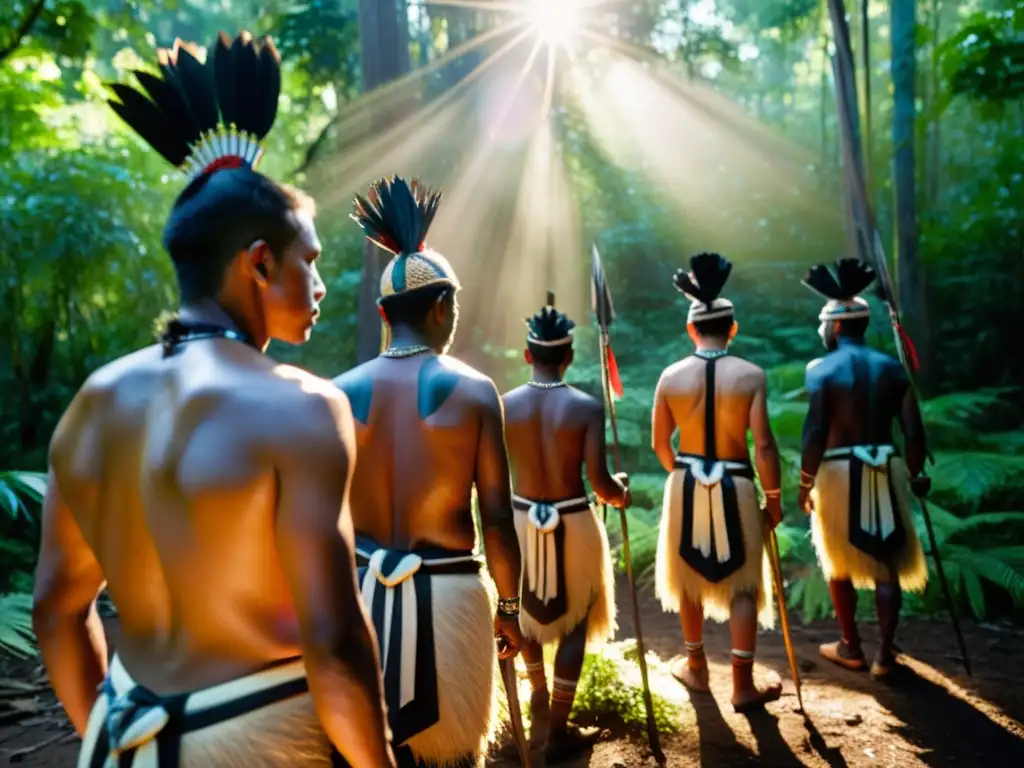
[570,644,683,734]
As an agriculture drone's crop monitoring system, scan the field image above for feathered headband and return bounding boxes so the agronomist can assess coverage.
[674,252,735,323]
[351,176,460,300]
[801,258,876,322]
[526,292,575,347]
[106,31,281,180]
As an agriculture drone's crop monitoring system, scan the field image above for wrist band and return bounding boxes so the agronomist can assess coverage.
[497,597,520,617]
[763,488,781,498]
[800,470,816,482]
[799,481,813,490]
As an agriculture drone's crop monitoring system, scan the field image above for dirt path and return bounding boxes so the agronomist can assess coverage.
[4,578,1024,766]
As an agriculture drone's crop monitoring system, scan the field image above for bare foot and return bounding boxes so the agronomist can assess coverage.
[545,723,602,764]
[670,656,710,692]
[819,640,867,671]
[529,688,549,744]
[732,678,783,713]
[871,649,897,679]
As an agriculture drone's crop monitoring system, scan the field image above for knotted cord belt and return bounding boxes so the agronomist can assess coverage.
[86,654,309,767]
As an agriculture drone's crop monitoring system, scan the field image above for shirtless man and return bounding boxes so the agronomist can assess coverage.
[501,293,628,762]
[799,258,929,678]
[651,252,784,712]
[334,177,523,768]
[31,32,394,767]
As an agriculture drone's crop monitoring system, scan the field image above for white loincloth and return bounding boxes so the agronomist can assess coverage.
[78,654,332,767]
[512,495,617,646]
[811,446,928,591]
[655,455,774,628]
[357,542,499,767]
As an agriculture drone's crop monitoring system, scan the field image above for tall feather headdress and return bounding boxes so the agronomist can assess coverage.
[106,31,282,180]
[673,252,735,323]
[526,291,575,347]
[351,176,460,299]
[801,258,876,321]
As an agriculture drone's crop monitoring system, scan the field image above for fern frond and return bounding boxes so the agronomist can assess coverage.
[930,452,1024,511]
[0,593,36,658]
[968,553,1024,603]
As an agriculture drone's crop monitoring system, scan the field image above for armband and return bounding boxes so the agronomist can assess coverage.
[497,597,521,617]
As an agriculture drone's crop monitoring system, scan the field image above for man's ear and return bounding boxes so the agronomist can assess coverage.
[524,348,533,366]
[247,240,273,285]
[686,322,700,345]
[564,348,575,367]
[729,321,739,340]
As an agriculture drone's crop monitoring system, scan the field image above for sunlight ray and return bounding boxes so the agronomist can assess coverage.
[487,37,545,137]
[307,25,537,207]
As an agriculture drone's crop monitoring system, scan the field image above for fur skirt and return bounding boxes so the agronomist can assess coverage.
[655,469,775,629]
[811,454,928,591]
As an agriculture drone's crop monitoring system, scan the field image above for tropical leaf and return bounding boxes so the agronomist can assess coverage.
[930,452,1024,511]
[0,592,36,659]
[0,470,47,525]
[974,431,1024,457]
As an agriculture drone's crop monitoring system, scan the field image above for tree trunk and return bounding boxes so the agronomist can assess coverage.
[891,0,930,382]
[859,0,874,206]
[355,0,411,363]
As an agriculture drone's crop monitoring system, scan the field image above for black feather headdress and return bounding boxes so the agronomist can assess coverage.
[801,257,876,321]
[526,291,575,347]
[673,252,735,322]
[106,31,282,179]
[351,176,459,298]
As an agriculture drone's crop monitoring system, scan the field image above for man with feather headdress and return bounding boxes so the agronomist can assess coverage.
[799,258,929,679]
[30,32,395,767]
[501,292,628,760]
[334,176,524,767]
[651,253,785,712]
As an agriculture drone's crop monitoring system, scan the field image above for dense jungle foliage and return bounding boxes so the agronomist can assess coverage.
[1,0,1022,659]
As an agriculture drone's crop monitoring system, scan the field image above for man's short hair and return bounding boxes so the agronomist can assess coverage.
[527,340,572,366]
[692,314,735,339]
[162,167,316,302]
[378,284,454,328]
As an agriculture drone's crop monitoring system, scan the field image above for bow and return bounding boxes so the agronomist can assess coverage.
[826,0,971,675]
[591,245,664,763]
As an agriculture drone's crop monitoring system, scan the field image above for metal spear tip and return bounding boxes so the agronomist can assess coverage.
[590,243,616,328]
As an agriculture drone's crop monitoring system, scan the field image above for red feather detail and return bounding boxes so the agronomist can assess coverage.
[896,322,920,372]
[201,155,245,175]
[607,343,624,399]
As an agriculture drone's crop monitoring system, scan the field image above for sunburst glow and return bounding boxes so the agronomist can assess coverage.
[529,0,582,47]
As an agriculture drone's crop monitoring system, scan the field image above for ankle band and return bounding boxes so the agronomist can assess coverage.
[525,662,545,673]
[685,641,704,652]
[552,676,577,693]
[731,648,755,664]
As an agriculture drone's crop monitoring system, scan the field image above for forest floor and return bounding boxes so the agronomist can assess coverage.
[3,576,1024,767]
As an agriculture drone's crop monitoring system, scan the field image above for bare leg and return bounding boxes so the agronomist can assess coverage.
[873,579,902,677]
[729,592,782,712]
[520,636,549,742]
[546,617,600,763]
[670,597,710,692]
[820,578,867,670]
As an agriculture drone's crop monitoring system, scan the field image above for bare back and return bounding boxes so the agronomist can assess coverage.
[502,385,593,500]
[50,340,337,694]
[654,355,765,460]
[334,354,495,550]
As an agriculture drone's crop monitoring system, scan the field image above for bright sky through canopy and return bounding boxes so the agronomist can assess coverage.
[528,0,582,46]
